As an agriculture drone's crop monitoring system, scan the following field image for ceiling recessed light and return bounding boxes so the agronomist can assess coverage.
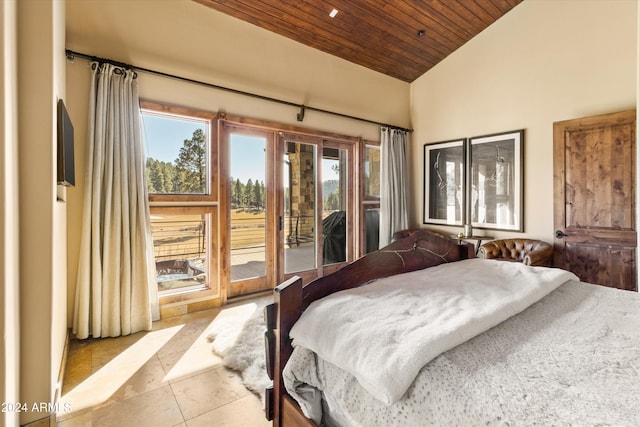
[329,8,339,18]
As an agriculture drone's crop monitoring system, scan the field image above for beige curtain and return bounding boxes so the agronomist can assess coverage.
[73,62,158,339]
[379,127,409,248]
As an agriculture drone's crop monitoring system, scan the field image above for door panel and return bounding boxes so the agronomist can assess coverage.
[322,146,349,266]
[553,110,637,291]
[283,139,319,279]
[226,127,276,297]
[563,241,636,289]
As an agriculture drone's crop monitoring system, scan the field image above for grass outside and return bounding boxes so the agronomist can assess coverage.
[151,208,334,262]
[151,208,341,290]
[151,209,269,264]
[230,209,267,249]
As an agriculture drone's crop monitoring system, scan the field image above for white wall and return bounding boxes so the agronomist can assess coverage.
[65,0,410,321]
[17,0,68,424]
[52,0,68,409]
[410,0,638,241]
[1,1,20,426]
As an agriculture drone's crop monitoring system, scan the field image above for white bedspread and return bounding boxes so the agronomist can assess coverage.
[290,259,578,405]
[285,280,640,426]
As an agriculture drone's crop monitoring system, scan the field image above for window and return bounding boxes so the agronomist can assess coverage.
[150,208,216,295]
[143,113,208,195]
[141,102,217,203]
[141,101,219,299]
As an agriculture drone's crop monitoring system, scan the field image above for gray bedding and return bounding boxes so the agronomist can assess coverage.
[284,281,640,426]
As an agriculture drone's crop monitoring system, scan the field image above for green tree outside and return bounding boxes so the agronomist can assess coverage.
[145,128,205,194]
[174,128,206,193]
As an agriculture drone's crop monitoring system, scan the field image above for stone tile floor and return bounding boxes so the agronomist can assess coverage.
[58,297,272,427]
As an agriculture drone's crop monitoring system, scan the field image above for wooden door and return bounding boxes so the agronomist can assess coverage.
[553,110,637,291]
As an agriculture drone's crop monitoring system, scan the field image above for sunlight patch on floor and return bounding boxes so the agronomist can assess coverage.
[59,325,183,414]
[163,302,259,382]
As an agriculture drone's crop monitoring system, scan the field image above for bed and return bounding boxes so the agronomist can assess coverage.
[263,229,640,427]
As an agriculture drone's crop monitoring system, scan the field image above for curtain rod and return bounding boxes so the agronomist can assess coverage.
[65,49,413,133]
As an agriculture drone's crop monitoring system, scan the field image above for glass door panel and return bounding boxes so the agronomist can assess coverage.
[321,147,348,265]
[229,132,269,296]
[364,206,380,253]
[364,144,381,199]
[363,144,381,254]
[284,141,317,274]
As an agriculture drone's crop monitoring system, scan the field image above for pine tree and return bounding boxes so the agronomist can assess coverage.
[145,157,178,193]
[253,180,262,210]
[245,179,254,207]
[175,128,206,193]
[234,178,242,206]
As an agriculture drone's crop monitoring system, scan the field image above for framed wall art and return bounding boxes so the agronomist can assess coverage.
[468,130,524,231]
[423,138,466,226]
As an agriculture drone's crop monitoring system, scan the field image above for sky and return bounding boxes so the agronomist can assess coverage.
[141,112,339,184]
[141,113,204,164]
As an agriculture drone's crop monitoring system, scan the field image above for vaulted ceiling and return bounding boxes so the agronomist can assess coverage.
[193,0,523,83]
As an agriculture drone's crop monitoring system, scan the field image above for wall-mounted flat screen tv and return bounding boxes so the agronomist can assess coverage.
[57,99,75,187]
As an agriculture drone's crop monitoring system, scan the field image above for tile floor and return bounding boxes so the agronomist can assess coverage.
[57,296,272,427]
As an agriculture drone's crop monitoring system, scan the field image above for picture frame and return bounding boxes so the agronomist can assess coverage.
[468,130,524,232]
[423,138,466,226]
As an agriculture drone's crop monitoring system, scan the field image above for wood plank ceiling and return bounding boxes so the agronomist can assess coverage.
[193,0,523,83]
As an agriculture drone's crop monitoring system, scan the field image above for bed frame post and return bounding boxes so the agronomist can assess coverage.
[266,275,303,427]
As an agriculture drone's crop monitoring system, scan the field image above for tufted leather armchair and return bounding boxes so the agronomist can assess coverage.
[478,239,553,267]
